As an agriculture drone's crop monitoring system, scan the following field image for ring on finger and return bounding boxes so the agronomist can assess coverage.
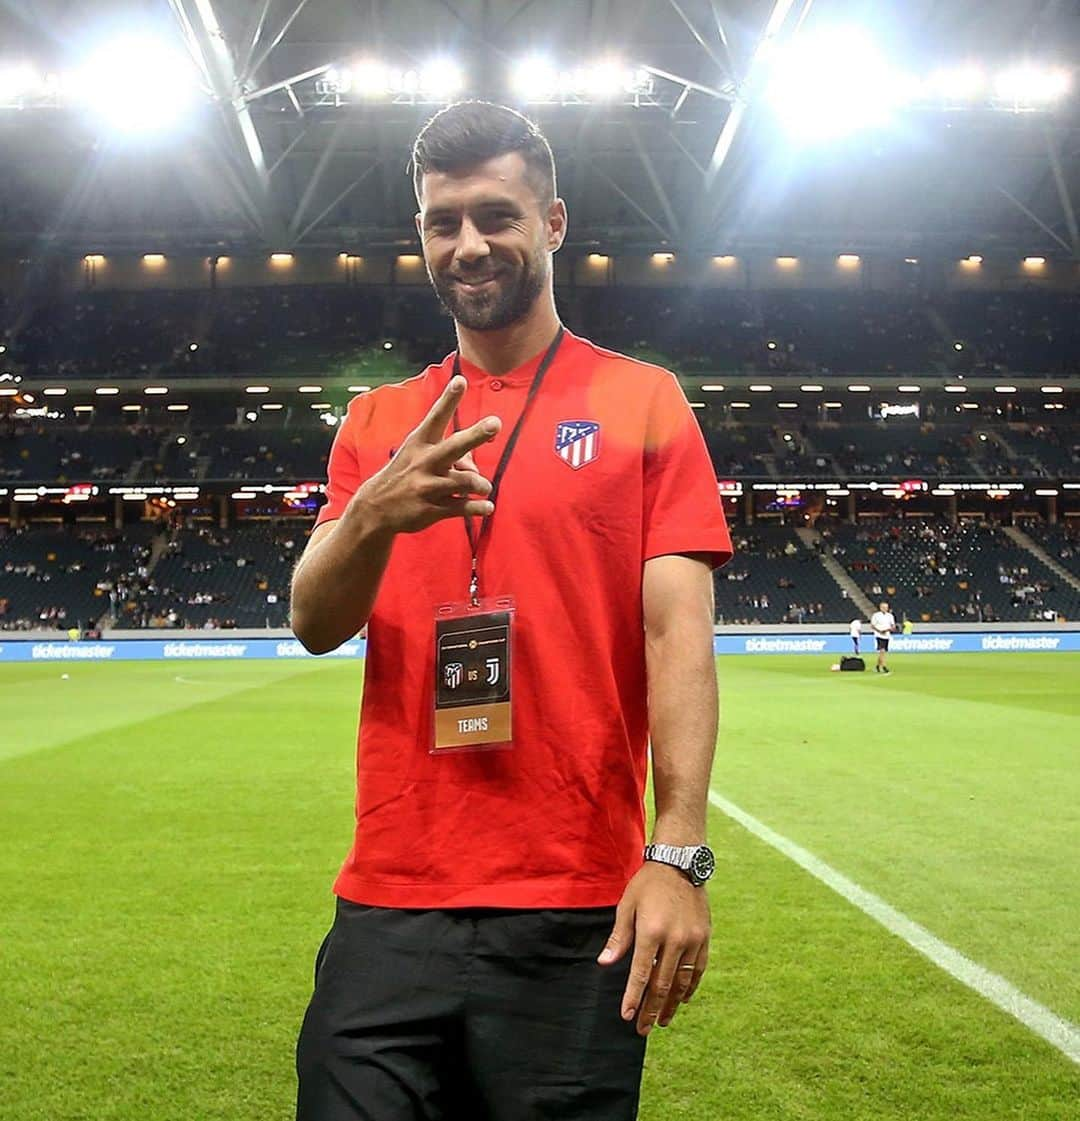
[677,963,695,972]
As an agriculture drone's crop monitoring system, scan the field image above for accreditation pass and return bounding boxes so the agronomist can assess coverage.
[433,602,514,752]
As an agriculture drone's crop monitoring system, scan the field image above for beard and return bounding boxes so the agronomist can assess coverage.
[428,244,548,331]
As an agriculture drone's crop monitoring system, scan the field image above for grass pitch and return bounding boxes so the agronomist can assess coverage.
[1,653,1077,1119]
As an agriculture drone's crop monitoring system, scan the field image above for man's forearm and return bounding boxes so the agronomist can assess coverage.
[290,499,394,654]
[645,593,718,845]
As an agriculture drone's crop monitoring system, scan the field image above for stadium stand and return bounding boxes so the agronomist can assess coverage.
[0,523,155,631]
[714,526,853,624]
[110,521,301,629]
[825,518,1080,622]
[6,286,1080,378]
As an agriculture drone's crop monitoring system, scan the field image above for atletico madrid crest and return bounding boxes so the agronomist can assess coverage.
[554,420,600,470]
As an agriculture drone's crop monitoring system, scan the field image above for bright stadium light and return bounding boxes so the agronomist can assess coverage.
[510,56,560,101]
[0,63,43,106]
[417,59,465,99]
[994,65,1070,106]
[925,65,986,102]
[761,26,913,141]
[72,34,202,136]
[509,56,651,103]
[331,58,464,101]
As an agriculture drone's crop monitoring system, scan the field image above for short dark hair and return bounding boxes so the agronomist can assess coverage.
[412,101,556,206]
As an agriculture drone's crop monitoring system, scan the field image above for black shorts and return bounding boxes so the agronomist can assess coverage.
[876,637,890,651]
[296,900,647,1121]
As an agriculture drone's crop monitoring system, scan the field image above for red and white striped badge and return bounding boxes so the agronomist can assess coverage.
[554,420,601,470]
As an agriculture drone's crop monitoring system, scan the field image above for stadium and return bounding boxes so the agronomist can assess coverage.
[1,1,1078,1118]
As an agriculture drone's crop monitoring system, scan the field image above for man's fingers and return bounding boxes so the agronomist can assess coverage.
[414,375,467,444]
[436,497,495,520]
[597,902,634,966]
[658,943,705,1027]
[453,451,480,474]
[636,944,682,1036]
[680,940,709,1005]
[445,469,492,497]
[432,416,502,467]
[620,937,659,1025]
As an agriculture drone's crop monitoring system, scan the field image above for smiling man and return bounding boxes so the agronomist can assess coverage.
[291,101,732,1121]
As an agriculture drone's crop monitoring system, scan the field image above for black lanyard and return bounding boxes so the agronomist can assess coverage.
[451,326,565,604]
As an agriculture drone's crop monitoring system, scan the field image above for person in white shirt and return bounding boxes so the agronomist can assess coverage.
[849,618,862,655]
[869,601,896,674]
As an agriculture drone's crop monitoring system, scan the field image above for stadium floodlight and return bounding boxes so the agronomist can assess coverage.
[166,403,189,411]
[925,65,985,102]
[761,26,913,141]
[775,256,798,268]
[777,402,798,409]
[1023,256,1047,268]
[1040,385,1063,394]
[713,255,737,266]
[701,384,725,392]
[261,403,284,410]
[944,385,967,393]
[245,385,270,394]
[347,385,372,393]
[729,401,751,408]
[749,384,772,392]
[331,58,465,101]
[847,384,871,392]
[994,385,1017,393]
[94,386,119,395]
[510,56,560,101]
[994,65,1070,106]
[43,387,67,396]
[0,63,43,106]
[898,385,921,392]
[298,385,322,394]
[72,33,202,136]
[800,384,824,392]
[837,254,860,267]
[144,386,168,395]
[509,56,651,104]
[417,59,465,100]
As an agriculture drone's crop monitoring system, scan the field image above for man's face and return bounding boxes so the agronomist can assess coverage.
[416,152,565,331]
[880,603,889,612]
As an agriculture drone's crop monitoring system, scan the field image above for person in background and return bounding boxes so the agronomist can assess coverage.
[870,601,896,674]
[849,616,862,655]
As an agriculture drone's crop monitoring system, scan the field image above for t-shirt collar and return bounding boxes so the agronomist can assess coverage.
[450,329,574,387]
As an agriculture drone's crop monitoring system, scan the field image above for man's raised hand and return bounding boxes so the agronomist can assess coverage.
[355,375,502,535]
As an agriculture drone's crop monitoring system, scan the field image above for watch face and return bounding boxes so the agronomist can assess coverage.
[690,846,715,884]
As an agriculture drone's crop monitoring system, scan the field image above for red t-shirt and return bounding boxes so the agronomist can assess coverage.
[315,331,732,908]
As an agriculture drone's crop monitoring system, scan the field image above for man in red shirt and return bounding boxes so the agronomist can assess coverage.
[291,101,732,1121]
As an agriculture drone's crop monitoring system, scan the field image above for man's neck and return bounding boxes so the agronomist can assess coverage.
[455,295,562,376]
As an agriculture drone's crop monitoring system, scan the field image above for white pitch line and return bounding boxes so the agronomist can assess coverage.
[708,788,1080,1065]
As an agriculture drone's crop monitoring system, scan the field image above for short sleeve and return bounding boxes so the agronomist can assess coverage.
[642,372,733,569]
[315,400,368,527]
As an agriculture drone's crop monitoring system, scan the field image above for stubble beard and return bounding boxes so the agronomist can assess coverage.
[429,245,548,331]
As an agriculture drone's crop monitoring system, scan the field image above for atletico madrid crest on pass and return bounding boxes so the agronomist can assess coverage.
[554,420,600,470]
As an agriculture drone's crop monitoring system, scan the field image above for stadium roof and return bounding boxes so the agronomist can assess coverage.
[2,0,1080,257]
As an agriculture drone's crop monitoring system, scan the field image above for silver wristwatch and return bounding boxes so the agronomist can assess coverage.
[643,842,716,886]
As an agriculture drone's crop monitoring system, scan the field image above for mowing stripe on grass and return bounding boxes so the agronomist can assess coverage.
[708,788,1080,1065]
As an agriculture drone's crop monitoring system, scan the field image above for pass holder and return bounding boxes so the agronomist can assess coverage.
[433,596,515,753]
